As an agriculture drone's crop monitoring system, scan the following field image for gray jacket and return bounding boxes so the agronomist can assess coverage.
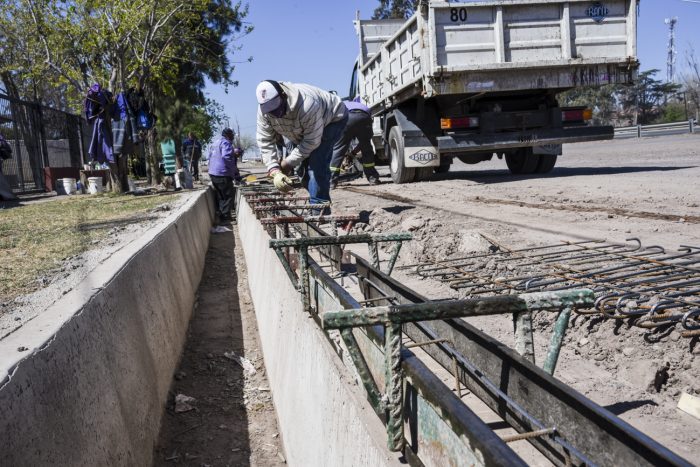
[256,82,346,172]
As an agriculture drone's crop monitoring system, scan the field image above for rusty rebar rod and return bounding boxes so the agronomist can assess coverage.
[260,215,360,225]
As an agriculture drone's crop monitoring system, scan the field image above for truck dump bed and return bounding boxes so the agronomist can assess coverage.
[356,0,638,108]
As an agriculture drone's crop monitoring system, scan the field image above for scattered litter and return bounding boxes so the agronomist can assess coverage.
[174,394,197,413]
[224,351,258,375]
[257,387,270,391]
[211,225,232,233]
[678,392,700,420]
[17,346,28,352]
[277,451,287,463]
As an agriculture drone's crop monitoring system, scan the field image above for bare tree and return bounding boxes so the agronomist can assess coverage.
[683,49,700,121]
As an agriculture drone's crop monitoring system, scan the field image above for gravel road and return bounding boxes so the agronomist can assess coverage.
[330,133,700,461]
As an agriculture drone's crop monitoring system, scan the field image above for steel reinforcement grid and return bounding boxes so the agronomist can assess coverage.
[401,238,700,339]
[237,184,693,467]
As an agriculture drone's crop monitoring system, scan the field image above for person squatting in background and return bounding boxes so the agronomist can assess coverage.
[329,99,381,189]
[182,132,203,181]
[208,128,242,223]
[255,80,348,211]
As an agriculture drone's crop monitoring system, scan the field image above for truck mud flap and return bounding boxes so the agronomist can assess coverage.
[437,126,613,154]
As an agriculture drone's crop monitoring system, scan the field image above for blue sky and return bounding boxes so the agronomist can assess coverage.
[206,0,700,142]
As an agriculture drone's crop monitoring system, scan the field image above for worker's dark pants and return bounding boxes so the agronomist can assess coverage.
[330,110,376,174]
[297,113,348,204]
[191,157,200,181]
[210,175,234,221]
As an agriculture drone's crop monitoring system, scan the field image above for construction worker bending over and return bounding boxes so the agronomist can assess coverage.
[330,99,381,189]
[255,80,348,209]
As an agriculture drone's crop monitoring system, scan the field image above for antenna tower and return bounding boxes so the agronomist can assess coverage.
[665,17,678,83]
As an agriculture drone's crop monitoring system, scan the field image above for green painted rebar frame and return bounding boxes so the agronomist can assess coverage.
[322,290,595,329]
[269,233,413,314]
[321,289,594,451]
[242,186,692,466]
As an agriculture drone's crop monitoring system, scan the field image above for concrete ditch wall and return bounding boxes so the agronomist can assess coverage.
[237,198,402,467]
[0,190,214,467]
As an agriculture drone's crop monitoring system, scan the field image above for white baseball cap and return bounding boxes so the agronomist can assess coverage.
[256,80,283,114]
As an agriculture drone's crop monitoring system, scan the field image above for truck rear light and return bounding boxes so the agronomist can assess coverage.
[440,117,479,130]
[562,108,593,122]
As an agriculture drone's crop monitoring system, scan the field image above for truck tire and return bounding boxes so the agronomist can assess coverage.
[414,167,433,181]
[505,148,539,174]
[388,126,415,184]
[535,154,557,173]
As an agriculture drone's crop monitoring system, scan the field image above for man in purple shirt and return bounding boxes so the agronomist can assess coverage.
[329,100,381,189]
[208,128,241,222]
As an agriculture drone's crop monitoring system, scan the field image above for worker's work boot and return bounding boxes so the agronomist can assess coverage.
[365,167,381,185]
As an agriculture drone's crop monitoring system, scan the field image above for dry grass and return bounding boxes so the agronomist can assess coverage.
[0,193,177,302]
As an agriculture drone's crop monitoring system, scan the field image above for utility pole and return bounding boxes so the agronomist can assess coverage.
[665,17,678,83]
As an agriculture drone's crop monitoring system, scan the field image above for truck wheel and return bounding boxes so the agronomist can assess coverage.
[535,154,557,173]
[388,126,415,184]
[505,148,539,174]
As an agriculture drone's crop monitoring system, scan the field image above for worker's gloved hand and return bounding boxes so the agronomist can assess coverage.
[270,169,293,193]
[280,158,293,175]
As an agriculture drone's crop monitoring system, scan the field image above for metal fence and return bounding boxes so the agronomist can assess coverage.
[0,93,86,194]
[614,119,697,139]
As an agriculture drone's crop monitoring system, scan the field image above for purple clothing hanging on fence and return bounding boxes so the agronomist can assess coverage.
[89,116,114,163]
[85,83,115,163]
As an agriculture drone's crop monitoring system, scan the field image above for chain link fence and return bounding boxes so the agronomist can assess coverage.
[0,93,86,194]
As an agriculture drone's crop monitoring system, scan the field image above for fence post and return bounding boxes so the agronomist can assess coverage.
[637,124,642,138]
[690,119,695,134]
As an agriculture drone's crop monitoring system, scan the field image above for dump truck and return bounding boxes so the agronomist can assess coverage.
[349,0,639,183]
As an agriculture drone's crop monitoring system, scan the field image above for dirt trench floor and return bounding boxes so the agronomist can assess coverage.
[154,225,285,467]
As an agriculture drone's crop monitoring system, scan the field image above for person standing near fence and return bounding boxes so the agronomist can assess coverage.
[208,128,242,223]
[0,133,18,201]
[182,132,203,181]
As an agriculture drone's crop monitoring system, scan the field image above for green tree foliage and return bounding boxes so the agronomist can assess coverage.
[0,0,252,191]
[372,0,419,19]
[557,70,684,126]
[659,101,687,123]
[618,69,681,124]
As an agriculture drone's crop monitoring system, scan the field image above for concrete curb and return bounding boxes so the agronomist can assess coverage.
[0,189,215,466]
[237,197,401,467]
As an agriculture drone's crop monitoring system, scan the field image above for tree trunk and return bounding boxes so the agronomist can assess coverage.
[146,128,161,186]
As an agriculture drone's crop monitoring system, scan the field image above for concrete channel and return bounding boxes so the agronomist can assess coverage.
[0,186,694,466]
[0,191,214,466]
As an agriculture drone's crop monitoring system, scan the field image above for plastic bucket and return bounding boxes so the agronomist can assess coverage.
[62,178,77,195]
[87,177,104,194]
[55,179,67,195]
